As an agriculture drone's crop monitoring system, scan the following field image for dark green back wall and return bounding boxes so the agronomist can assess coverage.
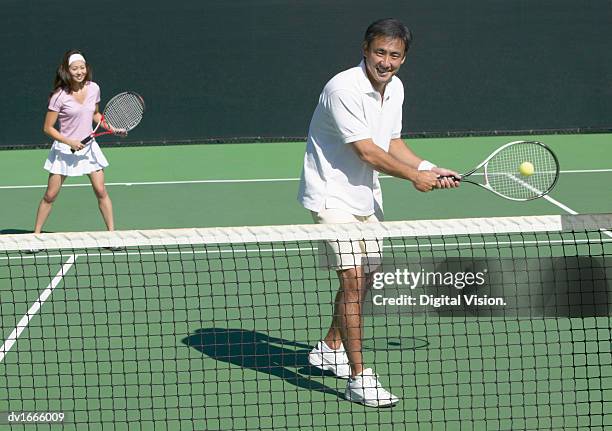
[1,0,610,147]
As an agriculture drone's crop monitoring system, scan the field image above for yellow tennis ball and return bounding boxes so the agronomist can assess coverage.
[519,161,535,176]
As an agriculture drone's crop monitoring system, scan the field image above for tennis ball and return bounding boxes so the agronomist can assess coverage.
[519,162,535,176]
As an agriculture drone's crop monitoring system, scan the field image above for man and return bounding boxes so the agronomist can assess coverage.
[297,18,459,407]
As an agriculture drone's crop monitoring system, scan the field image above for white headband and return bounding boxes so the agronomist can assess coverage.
[68,53,86,65]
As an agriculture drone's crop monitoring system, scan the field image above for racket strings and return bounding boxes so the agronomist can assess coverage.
[103,93,145,132]
[485,142,558,200]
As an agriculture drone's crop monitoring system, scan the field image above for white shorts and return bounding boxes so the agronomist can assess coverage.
[311,208,383,272]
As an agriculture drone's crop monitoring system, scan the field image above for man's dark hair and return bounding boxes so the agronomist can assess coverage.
[363,18,413,54]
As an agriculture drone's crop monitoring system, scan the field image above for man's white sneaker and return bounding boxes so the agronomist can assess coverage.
[308,341,351,379]
[345,368,399,407]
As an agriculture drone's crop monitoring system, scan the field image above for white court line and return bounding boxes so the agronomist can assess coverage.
[508,174,612,239]
[0,178,300,189]
[542,195,611,239]
[0,168,610,189]
[0,255,77,363]
[543,195,577,215]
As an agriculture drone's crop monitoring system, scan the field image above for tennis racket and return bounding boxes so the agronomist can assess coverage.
[441,141,560,201]
[72,91,145,153]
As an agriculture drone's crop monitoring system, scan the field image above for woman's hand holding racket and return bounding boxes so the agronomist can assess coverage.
[71,91,145,153]
[66,138,86,152]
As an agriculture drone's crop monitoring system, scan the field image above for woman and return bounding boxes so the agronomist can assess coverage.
[34,49,115,233]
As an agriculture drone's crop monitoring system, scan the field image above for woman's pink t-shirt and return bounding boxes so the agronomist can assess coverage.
[48,82,100,140]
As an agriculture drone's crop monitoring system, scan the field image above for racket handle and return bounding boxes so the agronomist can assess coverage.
[437,175,462,182]
[71,135,93,153]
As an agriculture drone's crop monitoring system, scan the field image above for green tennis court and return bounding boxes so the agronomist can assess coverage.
[1,134,611,232]
[1,134,611,430]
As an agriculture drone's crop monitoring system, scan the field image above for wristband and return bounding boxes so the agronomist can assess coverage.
[417,160,437,171]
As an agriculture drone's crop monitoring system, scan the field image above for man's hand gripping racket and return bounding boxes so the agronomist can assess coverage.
[72,92,145,153]
[439,140,560,201]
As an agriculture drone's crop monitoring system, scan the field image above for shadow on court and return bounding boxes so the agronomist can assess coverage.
[182,328,344,398]
[0,229,35,234]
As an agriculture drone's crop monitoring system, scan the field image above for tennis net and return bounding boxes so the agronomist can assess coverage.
[1,214,611,430]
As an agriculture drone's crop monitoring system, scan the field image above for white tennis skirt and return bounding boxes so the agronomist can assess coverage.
[44,140,109,176]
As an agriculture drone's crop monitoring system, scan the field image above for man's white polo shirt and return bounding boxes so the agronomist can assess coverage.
[297,61,404,216]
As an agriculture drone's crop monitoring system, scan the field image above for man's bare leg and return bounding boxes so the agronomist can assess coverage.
[323,267,366,377]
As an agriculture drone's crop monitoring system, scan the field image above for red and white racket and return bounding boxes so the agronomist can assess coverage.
[72,91,145,153]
